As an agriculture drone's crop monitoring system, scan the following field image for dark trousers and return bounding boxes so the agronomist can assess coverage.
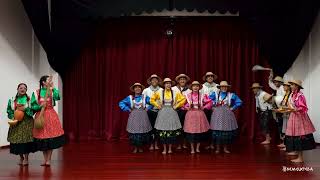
[276,113,284,137]
[177,109,187,143]
[147,110,158,142]
[258,109,273,135]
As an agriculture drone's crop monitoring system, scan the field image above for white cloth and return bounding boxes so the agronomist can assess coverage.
[200,82,218,95]
[255,90,273,111]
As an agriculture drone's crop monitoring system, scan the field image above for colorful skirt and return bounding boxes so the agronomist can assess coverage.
[127,109,152,133]
[212,129,238,145]
[184,109,210,133]
[128,132,151,147]
[210,106,238,131]
[285,112,316,136]
[33,108,65,151]
[285,134,316,152]
[7,116,35,155]
[155,106,182,131]
[158,129,182,144]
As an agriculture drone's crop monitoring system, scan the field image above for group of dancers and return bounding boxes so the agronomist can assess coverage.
[6,75,65,166]
[5,71,316,165]
[119,71,317,163]
[253,71,316,163]
[119,72,243,154]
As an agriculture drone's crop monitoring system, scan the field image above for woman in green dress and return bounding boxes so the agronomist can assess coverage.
[6,83,35,166]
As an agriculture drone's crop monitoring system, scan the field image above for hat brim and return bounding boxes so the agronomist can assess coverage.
[289,81,304,89]
[273,80,284,83]
[250,86,263,89]
[175,75,190,82]
[189,84,202,90]
[147,76,162,85]
[161,80,176,86]
[130,84,145,92]
[217,85,231,88]
[202,74,218,81]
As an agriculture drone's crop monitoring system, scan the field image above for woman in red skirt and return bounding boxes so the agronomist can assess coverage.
[285,80,316,163]
[183,81,212,154]
[31,75,65,166]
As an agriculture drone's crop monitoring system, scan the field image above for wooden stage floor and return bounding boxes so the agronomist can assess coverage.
[0,141,319,180]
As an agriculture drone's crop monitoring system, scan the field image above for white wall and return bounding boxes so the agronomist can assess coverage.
[284,12,320,143]
[0,0,62,147]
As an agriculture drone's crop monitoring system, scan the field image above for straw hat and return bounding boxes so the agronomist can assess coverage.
[162,78,176,86]
[147,74,162,85]
[217,81,231,88]
[273,76,284,83]
[189,81,202,90]
[289,80,304,89]
[263,93,273,102]
[129,83,145,92]
[202,72,218,81]
[250,83,263,89]
[175,74,190,82]
[283,81,291,86]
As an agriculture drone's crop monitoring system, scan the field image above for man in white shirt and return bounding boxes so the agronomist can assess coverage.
[142,74,163,151]
[268,70,285,97]
[200,72,218,150]
[200,72,218,96]
[172,74,191,149]
[268,70,285,142]
[251,83,274,145]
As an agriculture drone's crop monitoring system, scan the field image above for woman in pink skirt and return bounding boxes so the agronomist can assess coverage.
[285,80,316,163]
[31,75,65,166]
[183,81,212,154]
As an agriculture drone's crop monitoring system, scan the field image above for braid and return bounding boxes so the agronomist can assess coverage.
[39,75,49,100]
[198,91,201,107]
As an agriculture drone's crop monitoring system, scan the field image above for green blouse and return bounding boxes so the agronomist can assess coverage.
[6,95,33,119]
[31,88,60,112]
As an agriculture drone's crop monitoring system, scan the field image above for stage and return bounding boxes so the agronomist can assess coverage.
[0,141,319,179]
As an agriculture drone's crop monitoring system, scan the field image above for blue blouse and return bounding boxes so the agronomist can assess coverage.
[119,95,150,112]
[209,91,242,110]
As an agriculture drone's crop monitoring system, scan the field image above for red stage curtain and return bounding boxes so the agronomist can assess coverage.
[63,17,272,142]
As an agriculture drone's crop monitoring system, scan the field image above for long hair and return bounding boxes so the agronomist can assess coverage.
[15,83,30,102]
[38,75,50,101]
[39,75,49,90]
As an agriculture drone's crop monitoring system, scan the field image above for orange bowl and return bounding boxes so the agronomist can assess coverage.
[14,110,24,121]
